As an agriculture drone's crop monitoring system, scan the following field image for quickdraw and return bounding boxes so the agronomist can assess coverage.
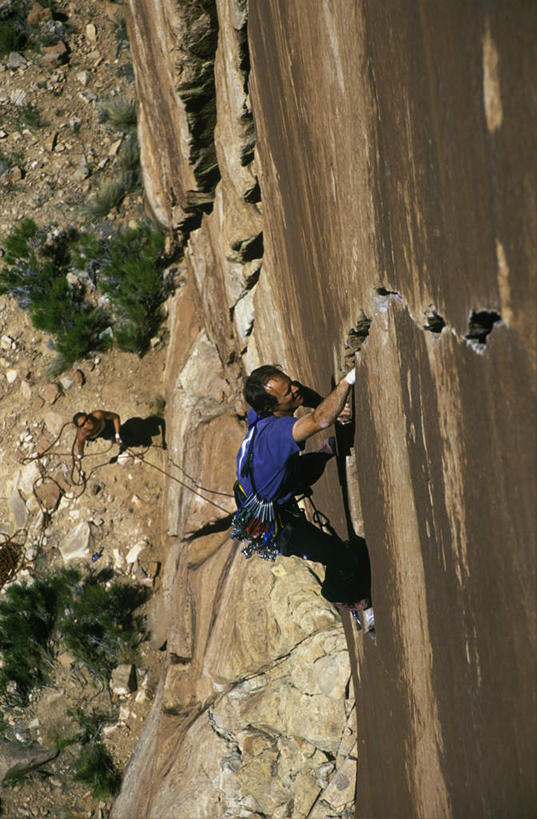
[231,481,286,560]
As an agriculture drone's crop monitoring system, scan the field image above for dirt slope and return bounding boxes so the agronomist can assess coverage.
[0,2,170,815]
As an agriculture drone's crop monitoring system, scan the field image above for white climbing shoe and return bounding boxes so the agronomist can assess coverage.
[361,606,375,633]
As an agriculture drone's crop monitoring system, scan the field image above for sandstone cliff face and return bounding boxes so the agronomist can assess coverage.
[114,1,535,817]
[113,1,359,817]
[248,3,536,817]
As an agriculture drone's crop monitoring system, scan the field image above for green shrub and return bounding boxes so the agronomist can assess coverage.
[16,103,48,129]
[0,569,147,705]
[58,709,122,796]
[0,569,77,705]
[71,707,114,745]
[0,1,29,56]
[45,353,70,378]
[0,147,24,177]
[1,217,40,276]
[0,220,109,368]
[58,571,147,680]
[117,131,140,178]
[1,218,169,361]
[0,19,21,55]
[85,177,129,220]
[35,300,111,362]
[27,266,110,362]
[114,14,129,48]
[99,224,166,353]
[98,95,137,132]
[85,132,141,219]
[73,222,167,354]
[116,61,134,82]
[73,742,122,798]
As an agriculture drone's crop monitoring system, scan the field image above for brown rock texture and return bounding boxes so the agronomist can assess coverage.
[248,2,536,817]
[113,0,536,817]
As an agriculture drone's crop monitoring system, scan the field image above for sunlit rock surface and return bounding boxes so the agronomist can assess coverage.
[114,0,536,817]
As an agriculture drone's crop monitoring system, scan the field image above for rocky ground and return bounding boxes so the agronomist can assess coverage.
[0,1,170,816]
[0,0,143,233]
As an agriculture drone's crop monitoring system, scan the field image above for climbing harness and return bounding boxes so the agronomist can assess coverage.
[231,425,292,561]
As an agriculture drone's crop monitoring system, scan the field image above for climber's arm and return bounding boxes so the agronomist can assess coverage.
[292,371,355,443]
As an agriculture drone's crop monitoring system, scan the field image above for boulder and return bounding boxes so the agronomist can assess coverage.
[110,664,138,697]
[17,461,42,499]
[8,489,28,528]
[41,384,61,405]
[233,287,255,342]
[33,479,62,513]
[43,410,65,439]
[27,1,53,24]
[40,41,68,67]
[7,52,26,70]
[126,539,149,565]
[58,522,93,563]
[310,756,356,814]
[0,741,56,784]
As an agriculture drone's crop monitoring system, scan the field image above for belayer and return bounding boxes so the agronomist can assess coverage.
[72,409,123,460]
[232,365,373,630]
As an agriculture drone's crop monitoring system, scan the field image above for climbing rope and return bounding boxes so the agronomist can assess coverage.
[19,423,233,507]
[162,450,234,498]
[4,419,345,590]
[304,493,339,537]
[0,422,235,588]
[122,446,233,514]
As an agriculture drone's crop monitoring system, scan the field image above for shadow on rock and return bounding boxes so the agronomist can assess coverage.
[119,416,166,449]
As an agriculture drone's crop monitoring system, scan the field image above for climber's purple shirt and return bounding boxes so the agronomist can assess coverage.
[236,409,304,504]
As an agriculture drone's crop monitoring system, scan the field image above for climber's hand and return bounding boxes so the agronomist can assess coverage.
[336,401,352,425]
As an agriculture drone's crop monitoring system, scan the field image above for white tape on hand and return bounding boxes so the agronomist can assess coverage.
[344,369,356,386]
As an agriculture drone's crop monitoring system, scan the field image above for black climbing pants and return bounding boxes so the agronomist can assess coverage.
[275,509,370,605]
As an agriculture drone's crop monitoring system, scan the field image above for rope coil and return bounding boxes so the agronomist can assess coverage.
[0,530,27,590]
[2,422,235,587]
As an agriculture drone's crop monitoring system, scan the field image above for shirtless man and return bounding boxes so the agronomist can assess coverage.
[72,410,122,459]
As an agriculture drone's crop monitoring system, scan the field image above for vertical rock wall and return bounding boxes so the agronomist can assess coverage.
[113,1,361,817]
[114,0,535,816]
[247,1,536,817]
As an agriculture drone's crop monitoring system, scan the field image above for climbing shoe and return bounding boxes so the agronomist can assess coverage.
[351,610,362,631]
[361,606,375,632]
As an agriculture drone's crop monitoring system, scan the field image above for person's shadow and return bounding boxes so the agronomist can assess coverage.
[118,415,167,449]
[287,379,372,603]
[333,390,372,604]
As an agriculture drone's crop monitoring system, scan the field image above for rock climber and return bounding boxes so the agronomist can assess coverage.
[232,365,374,631]
[72,409,123,459]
